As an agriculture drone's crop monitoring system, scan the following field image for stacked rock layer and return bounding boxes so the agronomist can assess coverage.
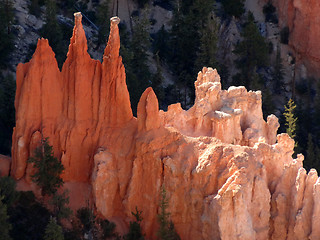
[10,13,320,240]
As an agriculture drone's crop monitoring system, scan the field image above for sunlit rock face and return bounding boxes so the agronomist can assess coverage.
[10,12,320,240]
[267,0,320,76]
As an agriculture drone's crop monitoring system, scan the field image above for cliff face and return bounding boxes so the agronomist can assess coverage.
[9,13,320,240]
[12,13,133,182]
[269,0,320,76]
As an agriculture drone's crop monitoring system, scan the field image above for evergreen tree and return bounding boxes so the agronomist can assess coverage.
[284,99,297,141]
[0,196,12,240]
[169,0,215,107]
[0,0,14,34]
[314,81,320,141]
[29,0,41,17]
[43,217,64,240]
[273,47,285,94]
[221,0,245,18]
[134,0,149,8]
[76,207,95,234]
[50,190,72,222]
[96,0,110,45]
[9,191,51,239]
[0,0,14,68]
[295,98,313,156]
[157,187,180,240]
[262,85,275,119]
[124,14,152,114]
[41,0,65,68]
[28,138,64,196]
[99,218,117,239]
[123,207,144,240]
[152,54,165,106]
[195,12,219,72]
[0,74,15,155]
[233,12,268,89]
[153,25,170,62]
[0,176,19,208]
[305,134,316,170]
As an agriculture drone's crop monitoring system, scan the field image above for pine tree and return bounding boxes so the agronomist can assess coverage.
[0,0,14,68]
[0,74,15,155]
[50,190,72,221]
[0,196,12,240]
[41,0,65,68]
[169,0,215,107]
[157,187,180,240]
[284,99,297,140]
[273,47,285,94]
[96,0,110,45]
[221,0,245,18]
[28,138,64,196]
[134,0,149,8]
[29,0,41,17]
[314,81,320,140]
[233,12,268,89]
[195,11,219,72]
[0,176,19,208]
[305,134,316,170]
[123,207,144,240]
[153,25,170,62]
[43,217,64,240]
[123,14,152,114]
[152,54,164,106]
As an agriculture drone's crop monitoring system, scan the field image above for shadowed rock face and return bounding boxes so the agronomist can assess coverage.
[268,0,320,76]
[9,12,320,240]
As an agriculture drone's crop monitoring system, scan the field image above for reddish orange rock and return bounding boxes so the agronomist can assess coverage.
[0,154,11,176]
[11,12,320,240]
[11,13,133,182]
[268,0,320,76]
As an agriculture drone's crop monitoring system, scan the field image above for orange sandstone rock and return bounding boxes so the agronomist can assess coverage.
[11,13,133,182]
[11,12,320,240]
[268,0,320,76]
[0,154,11,176]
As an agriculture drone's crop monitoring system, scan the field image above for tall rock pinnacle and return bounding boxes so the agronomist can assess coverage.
[12,13,133,181]
[8,11,320,240]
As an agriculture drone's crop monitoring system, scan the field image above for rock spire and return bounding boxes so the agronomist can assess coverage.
[5,12,320,240]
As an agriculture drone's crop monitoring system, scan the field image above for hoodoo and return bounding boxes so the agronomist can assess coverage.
[8,12,320,240]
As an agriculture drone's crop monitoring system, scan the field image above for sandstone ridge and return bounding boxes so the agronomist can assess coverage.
[7,13,320,240]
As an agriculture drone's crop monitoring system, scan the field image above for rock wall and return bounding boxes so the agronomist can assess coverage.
[9,13,320,239]
[268,0,320,77]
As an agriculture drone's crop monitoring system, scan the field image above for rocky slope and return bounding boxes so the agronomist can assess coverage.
[268,0,320,77]
[3,13,320,239]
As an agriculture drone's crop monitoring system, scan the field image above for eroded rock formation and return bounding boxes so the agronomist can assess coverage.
[8,12,320,239]
[268,0,320,76]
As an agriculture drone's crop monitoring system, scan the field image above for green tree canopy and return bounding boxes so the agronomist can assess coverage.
[43,217,64,240]
[0,196,12,240]
[284,99,297,140]
[123,207,145,240]
[0,0,14,68]
[41,0,65,68]
[157,187,180,240]
[233,12,268,89]
[0,74,15,155]
[221,0,245,18]
[28,138,64,196]
[50,190,72,222]
[0,176,19,208]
